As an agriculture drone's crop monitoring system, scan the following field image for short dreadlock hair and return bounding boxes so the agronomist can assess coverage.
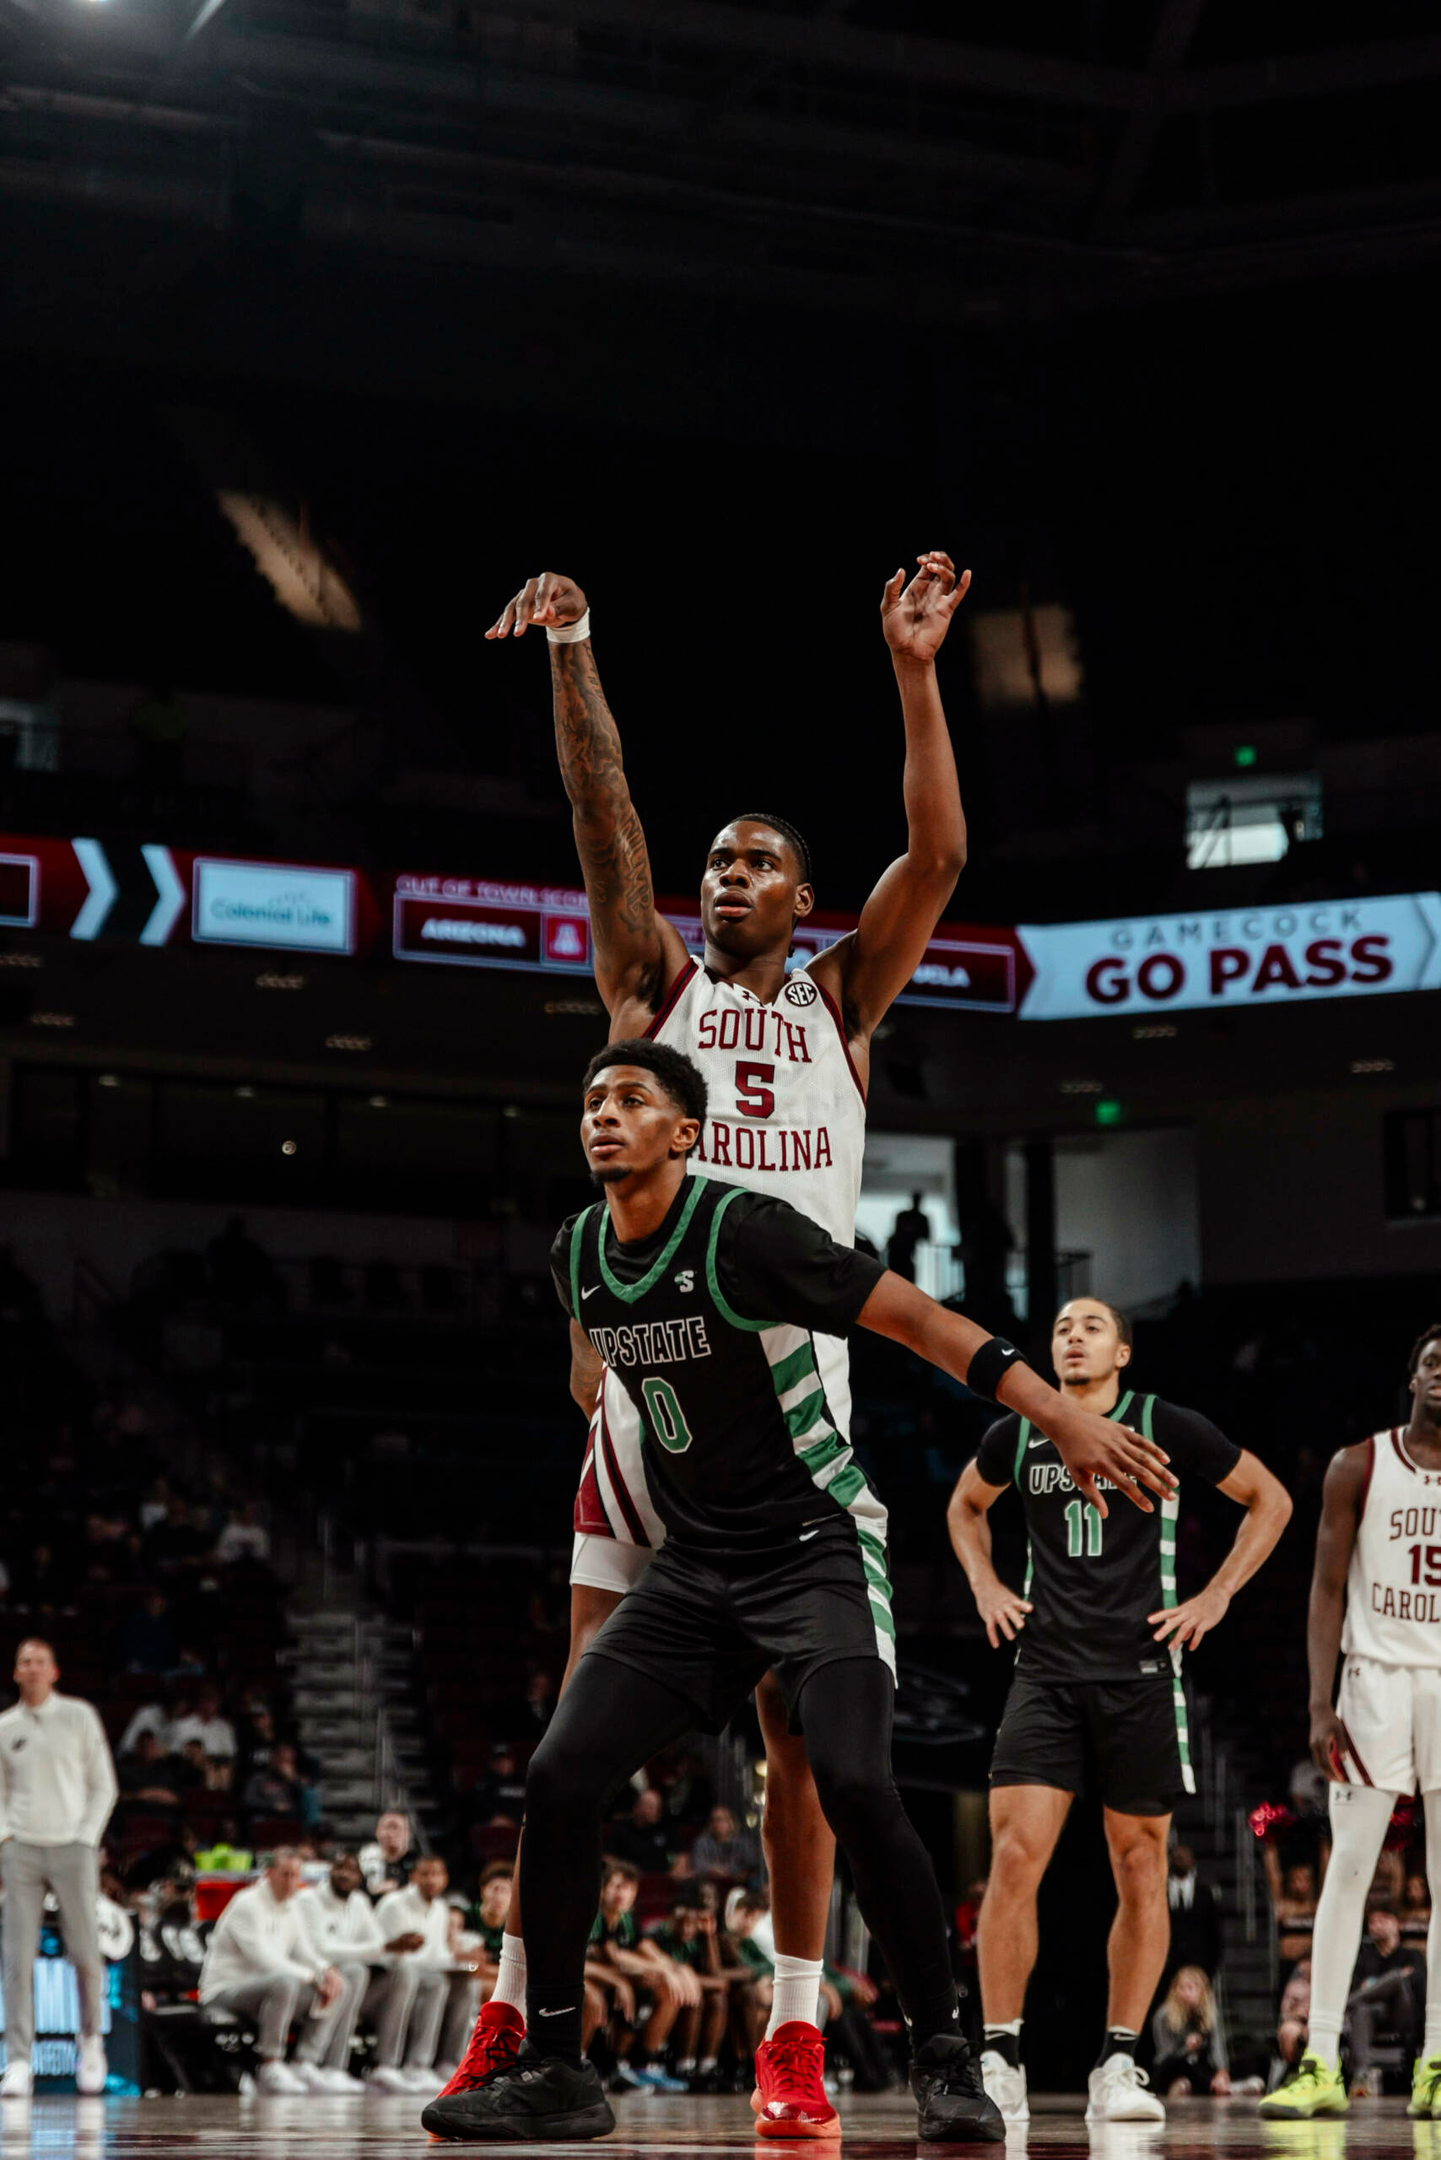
[582,1039,708,1148]
[727,812,814,886]
[1408,1322,1441,1376]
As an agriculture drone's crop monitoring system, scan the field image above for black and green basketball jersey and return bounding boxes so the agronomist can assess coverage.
[551,1173,889,1581]
[974,1389,1240,1683]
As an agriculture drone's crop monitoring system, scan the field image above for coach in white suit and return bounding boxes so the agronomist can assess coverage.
[0,1638,119,2098]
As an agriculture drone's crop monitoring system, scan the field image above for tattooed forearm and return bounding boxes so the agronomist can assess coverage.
[551,642,660,949]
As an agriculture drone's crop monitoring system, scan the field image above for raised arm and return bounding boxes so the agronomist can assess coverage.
[487,572,689,1028]
[1307,1443,1368,1778]
[856,1270,1175,1513]
[947,1460,1033,1647]
[1148,1449,1293,1650]
[812,553,970,1043]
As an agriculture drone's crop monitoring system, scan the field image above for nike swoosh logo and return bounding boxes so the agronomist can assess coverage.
[539,2005,576,2017]
[1028,1437,1049,1449]
[799,1528,821,1542]
[581,1285,599,1300]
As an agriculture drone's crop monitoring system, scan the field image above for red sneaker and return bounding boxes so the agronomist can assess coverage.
[433,2000,524,2100]
[753,2021,840,2139]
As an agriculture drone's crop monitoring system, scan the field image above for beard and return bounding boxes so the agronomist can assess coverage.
[590,1163,629,1186]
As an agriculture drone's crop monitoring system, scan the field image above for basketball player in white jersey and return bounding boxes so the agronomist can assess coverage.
[442,549,973,2127]
[1261,1322,1441,2119]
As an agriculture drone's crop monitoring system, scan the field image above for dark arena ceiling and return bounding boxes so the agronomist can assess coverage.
[3,0,1440,409]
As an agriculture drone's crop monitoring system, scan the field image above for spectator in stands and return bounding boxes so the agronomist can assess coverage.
[360,1809,417,1895]
[1347,1903,1424,2097]
[121,1691,181,1757]
[171,1684,237,1772]
[0,1637,119,2098]
[588,1861,694,2094]
[688,1804,761,1884]
[198,1847,343,2094]
[243,1740,306,1821]
[651,1890,729,2090]
[374,1853,478,2087]
[1275,1958,1311,2084]
[117,1729,187,1805]
[1267,1857,1319,1966]
[605,1787,677,1875]
[468,1862,513,1999]
[139,1476,174,1533]
[123,1590,181,1675]
[10,1541,74,1617]
[206,1217,278,1311]
[193,1820,253,1873]
[1402,1868,1431,1949]
[467,1743,528,1829]
[1151,1966,1230,2096]
[520,1665,557,1732]
[297,1850,422,2092]
[1165,1843,1223,1980]
[215,1502,271,1568]
[727,1889,776,2052]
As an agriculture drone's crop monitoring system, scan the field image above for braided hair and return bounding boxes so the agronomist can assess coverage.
[728,812,814,886]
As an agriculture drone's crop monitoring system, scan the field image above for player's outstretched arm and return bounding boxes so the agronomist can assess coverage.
[487,571,688,1028]
[1306,1443,1367,1778]
[814,552,970,1041]
[1148,1449,1292,1651]
[856,1270,1175,1514]
[947,1461,1032,1646]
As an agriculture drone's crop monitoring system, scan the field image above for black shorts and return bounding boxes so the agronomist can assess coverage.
[583,1515,895,1735]
[989,1668,1189,1815]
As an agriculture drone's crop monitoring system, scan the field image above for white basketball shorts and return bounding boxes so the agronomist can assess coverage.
[1336,1654,1441,1795]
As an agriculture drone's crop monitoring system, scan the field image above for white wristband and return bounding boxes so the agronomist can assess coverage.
[546,609,591,645]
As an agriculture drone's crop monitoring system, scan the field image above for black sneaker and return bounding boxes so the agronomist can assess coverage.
[910,2035,1007,2144]
[421,2046,616,2142]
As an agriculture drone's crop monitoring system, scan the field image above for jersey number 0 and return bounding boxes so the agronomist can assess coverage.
[642,1377,694,1453]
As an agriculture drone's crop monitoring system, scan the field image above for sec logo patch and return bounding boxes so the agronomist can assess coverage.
[784,976,818,1007]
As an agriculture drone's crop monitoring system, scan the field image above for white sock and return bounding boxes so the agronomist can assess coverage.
[767,1954,824,2037]
[1423,1793,1441,2058]
[1307,1781,1395,2065]
[491,1933,528,2015]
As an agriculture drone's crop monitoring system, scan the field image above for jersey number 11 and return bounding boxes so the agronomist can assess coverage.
[1063,1498,1104,1558]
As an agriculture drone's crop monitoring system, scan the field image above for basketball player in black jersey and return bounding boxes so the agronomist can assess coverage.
[449,552,979,2124]
[423,1048,1176,2143]
[948,1298,1290,2123]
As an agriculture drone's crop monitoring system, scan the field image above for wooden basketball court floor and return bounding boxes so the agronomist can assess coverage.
[0,2093,1434,2159]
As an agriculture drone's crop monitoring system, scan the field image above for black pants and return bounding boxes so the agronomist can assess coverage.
[519,1652,956,2046]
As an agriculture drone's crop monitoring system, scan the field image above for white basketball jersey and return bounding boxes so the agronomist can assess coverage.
[1341,1428,1441,1669]
[648,956,865,1248]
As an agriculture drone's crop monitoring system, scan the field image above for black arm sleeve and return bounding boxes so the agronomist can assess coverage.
[1152,1398,1242,1484]
[550,1220,578,1319]
[974,1413,1022,1488]
[717,1194,886,1334]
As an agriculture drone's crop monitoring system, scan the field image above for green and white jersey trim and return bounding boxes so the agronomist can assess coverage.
[1141,1390,1195,1795]
[707,1189,895,1675]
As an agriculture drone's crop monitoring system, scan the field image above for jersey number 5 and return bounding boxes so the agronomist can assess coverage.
[735,1062,775,1119]
[1063,1498,1104,1558]
[642,1377,694,1454]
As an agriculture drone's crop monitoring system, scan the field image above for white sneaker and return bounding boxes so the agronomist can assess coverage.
[256,2060,308,2095]
[291,2062,333,2091]
[1086,2055,1165,2123]
[0,2061,32,2100]
[365,2065,413,2093]
[76,2037,108,2096]
[320,2067,365,2092]
[402,2063,441,2091]
[981,2051,1030,2123]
